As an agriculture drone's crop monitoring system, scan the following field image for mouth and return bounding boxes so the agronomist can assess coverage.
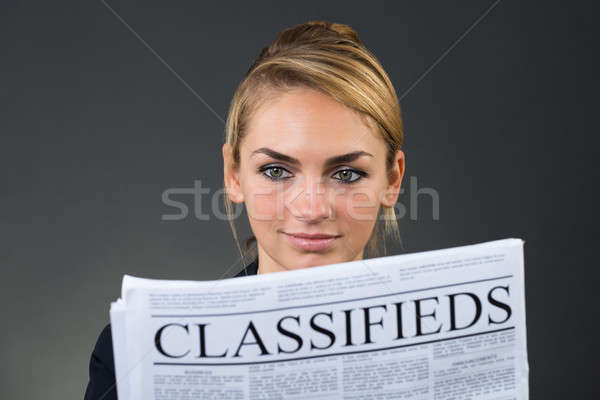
[281,231,342,252]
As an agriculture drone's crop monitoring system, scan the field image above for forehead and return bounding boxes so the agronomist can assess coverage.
[241,87,385,158]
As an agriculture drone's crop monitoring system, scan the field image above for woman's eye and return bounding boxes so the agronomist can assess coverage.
[261,166,292,181]
[332,169,364,183]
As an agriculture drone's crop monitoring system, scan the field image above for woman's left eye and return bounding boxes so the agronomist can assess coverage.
[332,169,365,184]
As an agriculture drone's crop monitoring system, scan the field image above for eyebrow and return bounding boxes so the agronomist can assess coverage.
[251,147,374,168]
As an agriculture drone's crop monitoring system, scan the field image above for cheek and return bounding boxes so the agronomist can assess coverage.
[242,179,285,223]
[333,186,381,226]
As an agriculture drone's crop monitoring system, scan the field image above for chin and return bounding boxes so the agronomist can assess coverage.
[284,252,342,270]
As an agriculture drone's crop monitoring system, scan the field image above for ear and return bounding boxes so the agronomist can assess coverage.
[222,143,244,203]
[381,149,405,208]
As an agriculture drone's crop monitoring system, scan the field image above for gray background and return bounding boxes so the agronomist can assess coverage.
[1,0,597,398]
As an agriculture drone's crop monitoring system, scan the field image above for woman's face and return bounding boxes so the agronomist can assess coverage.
[223,87,404,273]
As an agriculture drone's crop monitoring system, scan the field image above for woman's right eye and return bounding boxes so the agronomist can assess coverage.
[260,166,293,181]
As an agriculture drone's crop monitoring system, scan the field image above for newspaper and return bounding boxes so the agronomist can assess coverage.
[110,238,528,399]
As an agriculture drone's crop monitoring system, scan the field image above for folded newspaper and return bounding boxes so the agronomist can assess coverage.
[110,238,528,399]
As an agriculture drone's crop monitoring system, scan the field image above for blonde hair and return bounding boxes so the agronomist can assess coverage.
[223,20,404,269]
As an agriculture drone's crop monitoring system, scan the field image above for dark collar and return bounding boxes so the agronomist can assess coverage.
[234,257,258,277]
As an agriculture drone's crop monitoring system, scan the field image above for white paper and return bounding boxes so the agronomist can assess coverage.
[110,238,528,399]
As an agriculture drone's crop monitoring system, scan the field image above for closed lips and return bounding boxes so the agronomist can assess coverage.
[284,232,341,239]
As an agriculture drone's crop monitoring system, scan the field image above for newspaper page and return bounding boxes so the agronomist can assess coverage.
[110,238,528,400]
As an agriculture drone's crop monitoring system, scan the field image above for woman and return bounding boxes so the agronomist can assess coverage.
[84,20,405,399]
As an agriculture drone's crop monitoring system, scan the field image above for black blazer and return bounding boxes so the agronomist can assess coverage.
[84,258,259,400]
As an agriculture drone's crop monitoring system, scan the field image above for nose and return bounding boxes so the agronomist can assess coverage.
[289,176,331,223]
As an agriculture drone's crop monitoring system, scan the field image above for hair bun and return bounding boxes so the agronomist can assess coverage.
[253,20,362,66]
[302,20,362,44]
